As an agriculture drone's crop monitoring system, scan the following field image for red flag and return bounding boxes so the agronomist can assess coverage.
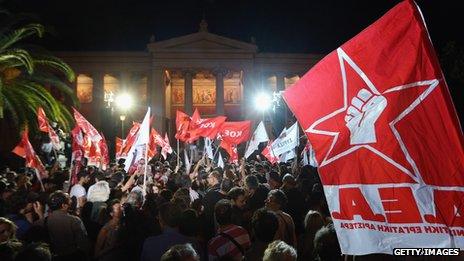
[70,126,84,185]
[37,107,61,150]
[261,140,278,164]
[283,1,464,254]
[148,129,160,160]
[220,140,238,163]
[99,133,110,169]
[115,137,124,158]
[121,122,140,156]
[161,133,173,159]
[191,116,227,140]
[73,108,102,142]
[12,129,47,179]
[37,107,49,132]
[175,110,191,141]
[219,121,252,145]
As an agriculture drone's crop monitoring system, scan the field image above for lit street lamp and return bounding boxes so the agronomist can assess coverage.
[115,92,133,137]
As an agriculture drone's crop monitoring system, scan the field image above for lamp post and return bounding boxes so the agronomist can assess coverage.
[119,114,126,137]
[115,92,133,137]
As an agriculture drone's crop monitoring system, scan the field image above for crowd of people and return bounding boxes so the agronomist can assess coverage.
[0,146,343,261]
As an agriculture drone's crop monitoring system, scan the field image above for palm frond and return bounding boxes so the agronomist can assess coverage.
[0,48,34,73]
[33,54,75,82]
[0,23,44,50]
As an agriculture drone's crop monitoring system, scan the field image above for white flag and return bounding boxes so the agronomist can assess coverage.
[217,152,224,169]
[184,149,192,174]
[279,150,296,163]
[244,121,269,159]
[204,137,214,159]
[124,108,150,172]
[271,122,299,156]
[308,143,318,167]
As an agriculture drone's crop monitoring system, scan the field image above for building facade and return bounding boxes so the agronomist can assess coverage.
[57,20,321,138]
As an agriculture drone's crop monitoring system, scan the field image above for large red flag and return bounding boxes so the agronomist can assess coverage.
[283,1,464,255]
[12,129,47,179]
[73,108,102,142]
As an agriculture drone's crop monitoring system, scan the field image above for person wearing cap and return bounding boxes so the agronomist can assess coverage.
[70,171,90,211]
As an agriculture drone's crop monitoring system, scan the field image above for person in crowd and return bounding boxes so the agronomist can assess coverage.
[15,242,52,261]
[244,175,269,213]
[263,240,297,261]
[267,171,282,190]
[141,202,199,261]
[0,217,17,243]
[281,173,306,235]
[265,189,297,247]
[94,199,122,261]
[87,172,111,224]
[202,171,227,239]
[227,187,247,227]
[314,223,341,261]
[0,239,23,261]
[70,171,90,211]
[245,208,279,260]
[297,210,325,261]
[160,243,200,261]
[34,190,89,261]
[208,199,250,260]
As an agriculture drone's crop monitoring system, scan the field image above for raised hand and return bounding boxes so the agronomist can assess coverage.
[345,88,387,145]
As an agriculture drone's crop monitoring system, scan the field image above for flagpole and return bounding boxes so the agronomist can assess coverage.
[142,107,150,198]
[176,139,180,167]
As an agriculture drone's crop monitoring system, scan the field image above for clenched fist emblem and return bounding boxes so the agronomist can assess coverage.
[345,89,387,145]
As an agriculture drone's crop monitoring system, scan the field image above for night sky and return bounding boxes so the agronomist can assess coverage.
[3,0,463,53]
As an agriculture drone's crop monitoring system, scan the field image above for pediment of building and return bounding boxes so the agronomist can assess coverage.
[147,31,257,53]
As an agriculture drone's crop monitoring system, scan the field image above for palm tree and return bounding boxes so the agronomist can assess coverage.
[0,16,77,132]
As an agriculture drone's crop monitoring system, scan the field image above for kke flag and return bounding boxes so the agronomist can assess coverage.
[175,110,191,141]
[283,1,464,255]
[219,121,252,145]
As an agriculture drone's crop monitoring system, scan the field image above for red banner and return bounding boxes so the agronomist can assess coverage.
[283,1,464,255]
[12,129,47,179]
[175,110,191,141]
[219,121,252,145]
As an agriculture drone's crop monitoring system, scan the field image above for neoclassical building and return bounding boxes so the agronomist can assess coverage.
[57,20,322,138]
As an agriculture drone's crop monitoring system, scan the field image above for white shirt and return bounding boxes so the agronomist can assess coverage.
[70,184,86,199]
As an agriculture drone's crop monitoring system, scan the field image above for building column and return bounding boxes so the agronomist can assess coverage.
[150,67,166,133]
[92,72,104,127]
[242,68,256,119]
[214,68,226,115]
[275,72,287,134]
[183,70,194,115]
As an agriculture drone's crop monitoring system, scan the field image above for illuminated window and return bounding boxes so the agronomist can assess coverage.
[266,76,277,92]
[285,75,300,89]
[76,74,93,103]
[104,74,120,95]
